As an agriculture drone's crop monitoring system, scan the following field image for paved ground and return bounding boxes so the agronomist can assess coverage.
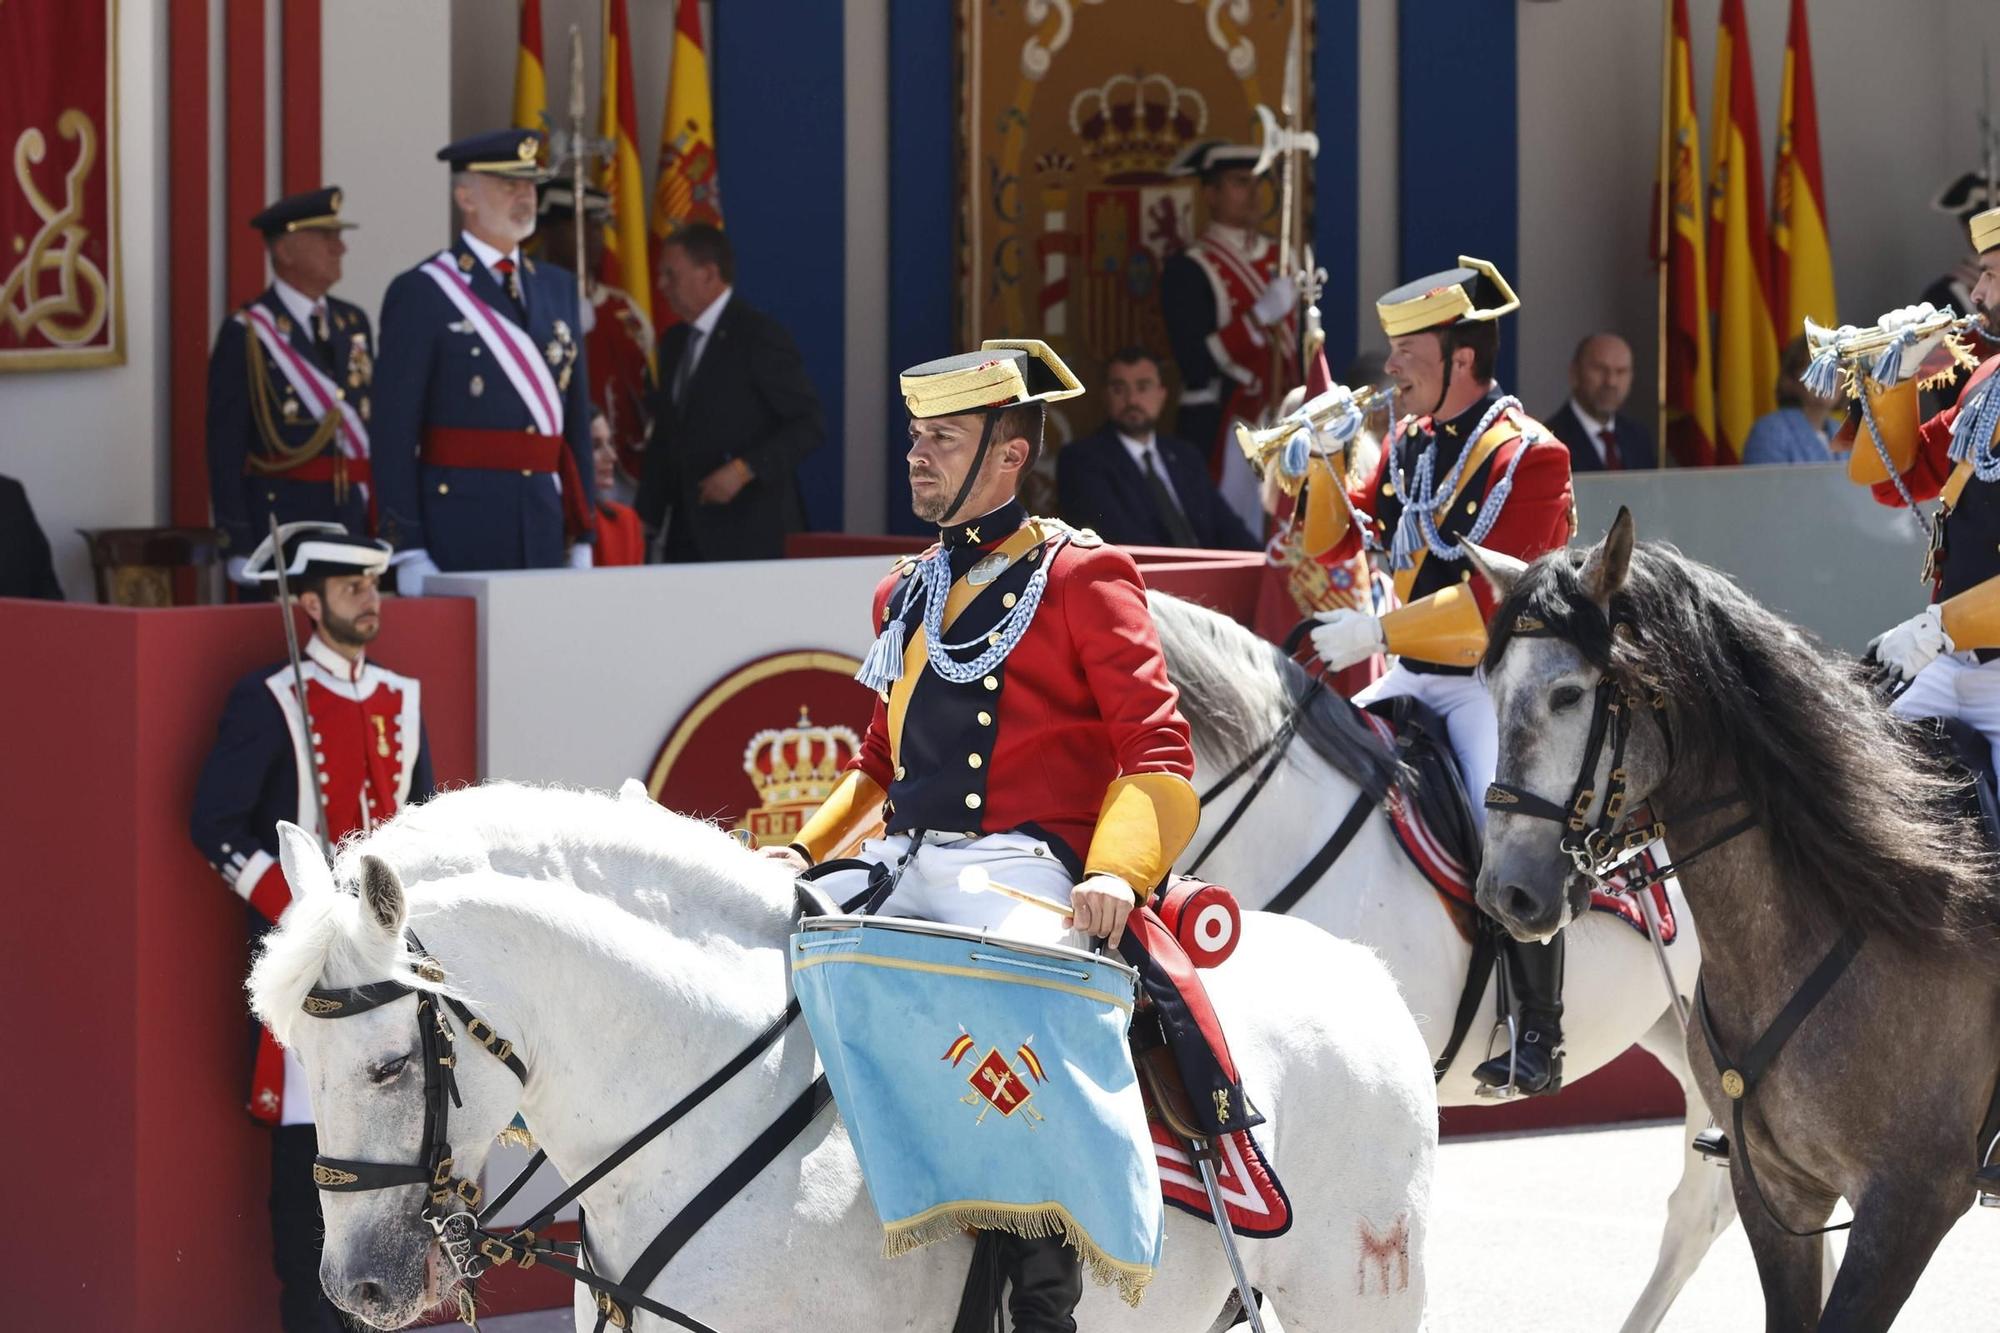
[475,1120,1993,1331]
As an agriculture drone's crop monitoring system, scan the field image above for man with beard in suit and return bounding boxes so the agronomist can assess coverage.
[636,224,824,561]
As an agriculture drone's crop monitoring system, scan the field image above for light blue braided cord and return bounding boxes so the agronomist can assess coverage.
[1946,366,2000,481]
[919,535,1072,683]
[1387,395,1523,571]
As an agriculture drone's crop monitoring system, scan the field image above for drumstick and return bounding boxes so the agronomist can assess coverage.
[957,866,1071,916]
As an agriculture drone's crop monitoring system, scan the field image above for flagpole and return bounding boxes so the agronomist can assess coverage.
[1656,0,1672,469]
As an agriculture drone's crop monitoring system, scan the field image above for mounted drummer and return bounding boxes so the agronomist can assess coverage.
[764,339,1206,1330]
[1304,259,1578,1095]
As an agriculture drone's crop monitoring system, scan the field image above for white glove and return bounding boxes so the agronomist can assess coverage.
[1310,607,1386,672]
[1251,274,1298,327]
[396,550,441,597]
[226,555,257,587]
[1870,604,1952,682]
[567,543,594,570]
[1871,302,1946,384]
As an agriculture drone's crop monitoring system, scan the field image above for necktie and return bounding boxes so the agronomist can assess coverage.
[673,327,705,406]
[1600,423,1623,470]
[1142,448,1200,547]
[311,303,333,371]
[493,256,525,318]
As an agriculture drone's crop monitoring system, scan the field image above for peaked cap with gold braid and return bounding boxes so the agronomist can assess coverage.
[1376,256,1520,337]
[899,339,1085,419]
[1971,205,2000,257]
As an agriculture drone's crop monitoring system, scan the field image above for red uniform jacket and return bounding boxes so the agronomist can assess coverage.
[799,502,1198,889]
[1333,389,1575,631]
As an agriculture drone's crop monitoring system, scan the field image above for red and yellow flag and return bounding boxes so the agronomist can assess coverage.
[1772,0,1836,333]
[1707,0,1778,464]
[510,0,546,133]
[597,0,652,332]
[649,0,725,325]
[1656,0,1716,467]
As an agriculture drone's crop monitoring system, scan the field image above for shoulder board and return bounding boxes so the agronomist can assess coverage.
[1028,516,1101,548]
[522,256,537,275]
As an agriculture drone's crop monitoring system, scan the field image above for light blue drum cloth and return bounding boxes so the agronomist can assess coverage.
[790,916,1162,1305]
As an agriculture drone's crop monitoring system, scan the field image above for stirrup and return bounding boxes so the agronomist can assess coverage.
[1692,1126,1730,1165]
[1472,1016,1521,1101]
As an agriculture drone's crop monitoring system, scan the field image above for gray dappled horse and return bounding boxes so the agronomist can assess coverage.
[1474,509,2000,1332]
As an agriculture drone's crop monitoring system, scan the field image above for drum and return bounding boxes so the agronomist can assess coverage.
[790,915,1162,1303]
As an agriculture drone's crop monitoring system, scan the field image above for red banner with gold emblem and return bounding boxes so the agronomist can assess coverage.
[1,0,121,370]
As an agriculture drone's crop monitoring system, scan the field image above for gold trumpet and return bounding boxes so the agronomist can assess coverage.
[1803,308,1984,392]
[1233,382,1389,493]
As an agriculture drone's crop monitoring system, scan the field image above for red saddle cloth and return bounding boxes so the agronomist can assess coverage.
[1147,1112,1292,1238]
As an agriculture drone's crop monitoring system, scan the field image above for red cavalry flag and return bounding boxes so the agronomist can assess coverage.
[1654,0,1716,467]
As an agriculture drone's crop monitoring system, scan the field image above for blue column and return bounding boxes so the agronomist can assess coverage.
[1397,0,1518,390]
[713,0,847,529]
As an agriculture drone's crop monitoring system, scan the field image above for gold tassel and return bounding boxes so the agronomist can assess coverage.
[880,1200,1155,1307]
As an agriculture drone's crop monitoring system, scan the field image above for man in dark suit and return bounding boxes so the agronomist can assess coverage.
[1544,332,1655,472]
[371,131,596,593]
[637,224,824,562]
[0,474,62,599]
[204,187,373,591]
[1057,347,1259,550]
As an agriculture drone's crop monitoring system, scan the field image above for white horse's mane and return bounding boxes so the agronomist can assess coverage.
[249,782,797,1045]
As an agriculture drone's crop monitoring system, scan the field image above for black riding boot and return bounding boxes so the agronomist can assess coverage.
[1004,1233,1083,1333]
[1472,932,1566,1096]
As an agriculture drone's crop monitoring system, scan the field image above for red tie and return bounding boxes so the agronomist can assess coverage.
[493,256,522,304]
[1600,423,1623,470]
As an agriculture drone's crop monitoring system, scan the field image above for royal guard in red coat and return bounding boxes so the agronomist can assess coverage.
[1162,140,1299,540]
[188,523,434,1333]
[1308,258,1578,1095]
[537,182,657,481]
[765,340,1204,1331]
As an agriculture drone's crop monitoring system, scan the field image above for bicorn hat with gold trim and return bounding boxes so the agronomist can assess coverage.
[249,186,358,237]
[1377,256,1521,337]
[241,521,391,584]
[1970,205,2000,257]
[437,129,551,181]
[1165,140,1265,181]
[899,339,1084,420]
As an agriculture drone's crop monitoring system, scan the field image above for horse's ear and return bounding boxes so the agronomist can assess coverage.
[1581,507,1636,604]
[276,822,333,899]
[1462,542,1527,602]
[618,778,649,802]
[357,854,407,937]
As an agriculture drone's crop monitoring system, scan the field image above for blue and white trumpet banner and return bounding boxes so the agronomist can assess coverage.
[791,922,1163,1305]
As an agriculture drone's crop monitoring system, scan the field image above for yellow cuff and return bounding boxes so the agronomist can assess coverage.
[1848,377,1919,486]
[791,770,886,865]
[1941,574,2000,651]
[1083,772,1201,892]
[1380,583,1488,667]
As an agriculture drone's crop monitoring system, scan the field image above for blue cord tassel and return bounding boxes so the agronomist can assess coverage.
[1280,428,1310,478]
[1800,346,1844,402]
[1870,329,1913,388]
[854,617,907,691]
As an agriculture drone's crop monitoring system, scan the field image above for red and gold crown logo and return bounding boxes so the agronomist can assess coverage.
[737,706,863,846]
[1068,73,1208,183]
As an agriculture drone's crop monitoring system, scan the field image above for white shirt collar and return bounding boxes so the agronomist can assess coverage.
[460,230,520,276]
[271,277,325,331]
[1116,430,1159,466]
[1567,398,1615,460]
[689,286,733,338]
[306,632,364,682]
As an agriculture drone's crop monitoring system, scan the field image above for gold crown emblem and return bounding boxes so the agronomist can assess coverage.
[1068,73,1209,182]
[742,707,862,812]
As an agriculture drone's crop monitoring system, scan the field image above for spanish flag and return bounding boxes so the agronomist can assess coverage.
[649,0,725,324]
[1655,0,1716,467]
[1772,0,1836,333]
[1707,0,1778,465]
[510,0,546,133]
[597,0,653,333]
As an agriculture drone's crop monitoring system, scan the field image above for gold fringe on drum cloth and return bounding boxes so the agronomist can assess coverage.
[882,1198,1154,1307]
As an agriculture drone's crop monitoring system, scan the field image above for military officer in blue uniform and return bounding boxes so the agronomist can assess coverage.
[188,522,435,1332]
[371,130,596,592]
[205,187,375,591]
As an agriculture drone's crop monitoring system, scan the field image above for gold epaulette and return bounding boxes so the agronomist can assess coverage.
[1029,516,1101,548]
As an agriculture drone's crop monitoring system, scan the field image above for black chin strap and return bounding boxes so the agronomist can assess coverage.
[936,409,1002,528]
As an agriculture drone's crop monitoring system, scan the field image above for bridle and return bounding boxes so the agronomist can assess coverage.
[301,925,830,1332]
[1481,614,1754,894]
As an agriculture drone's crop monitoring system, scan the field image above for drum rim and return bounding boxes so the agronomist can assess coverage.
[798,913,1139,981]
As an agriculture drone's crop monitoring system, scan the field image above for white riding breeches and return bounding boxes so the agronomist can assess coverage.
[1889,650,2000,773]
[808,829,1085,947]
[1355,663,1498,830]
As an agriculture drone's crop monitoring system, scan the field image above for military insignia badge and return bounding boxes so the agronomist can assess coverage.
[469,374,485,397]
[347,336,372,385]
[945,1027,1049,1127]
[457,252,475,273]
[275,315,293,336]
[966,552,1012,587]
[282,395,301,422]
[545,339,562,367]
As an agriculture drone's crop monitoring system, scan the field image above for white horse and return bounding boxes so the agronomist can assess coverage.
[250,785,1436,1331]
[1150,592,1730,1333]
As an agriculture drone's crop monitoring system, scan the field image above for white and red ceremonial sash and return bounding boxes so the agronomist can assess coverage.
[239,304,372,496]
[419,252,565,437]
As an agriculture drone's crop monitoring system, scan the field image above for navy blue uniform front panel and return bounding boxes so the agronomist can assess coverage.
[204,288,373,554]
[372,240,594,570]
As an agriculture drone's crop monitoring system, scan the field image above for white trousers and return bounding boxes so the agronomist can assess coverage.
[1889,650,2000,772]
[810,829,1084,947]
[1355,663,1498,830]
